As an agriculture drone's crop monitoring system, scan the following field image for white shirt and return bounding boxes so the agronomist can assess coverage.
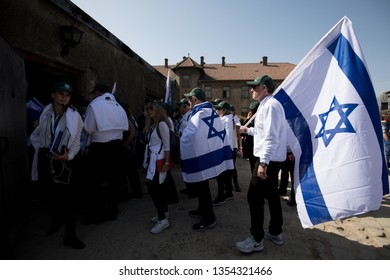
[84,92,128,143]
[251,95,287,164]
[220,114,234,151]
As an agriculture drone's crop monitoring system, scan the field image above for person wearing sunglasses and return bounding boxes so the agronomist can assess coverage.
[143,100,178,234]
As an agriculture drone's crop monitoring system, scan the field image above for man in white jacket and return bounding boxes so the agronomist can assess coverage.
[236,75,287,253]
[83,83,128,223]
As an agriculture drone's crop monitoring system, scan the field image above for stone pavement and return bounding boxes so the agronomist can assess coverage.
[8,157,390,260]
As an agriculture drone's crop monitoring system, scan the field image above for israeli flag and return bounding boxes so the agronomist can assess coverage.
[181,102,233,183]
[274,16,389,228]
[164,69,173,108]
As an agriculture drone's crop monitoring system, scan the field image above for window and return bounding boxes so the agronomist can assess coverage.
[241,85,249,98]
[223,86,230,98]
[205,86,211,98]
[182,74,190,88]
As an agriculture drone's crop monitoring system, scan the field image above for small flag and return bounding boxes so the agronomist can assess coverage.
[111,82,117,96]
[164,69,173,108]
[274,16,389,228]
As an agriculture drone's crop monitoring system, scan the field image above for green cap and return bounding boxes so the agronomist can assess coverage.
[247,75,275,92]
[214,101,231,110]
[249,101,260,110]
[211,98,223,105]
[184,87,206,99]
[52,82,73,93]
[175,97,189,105]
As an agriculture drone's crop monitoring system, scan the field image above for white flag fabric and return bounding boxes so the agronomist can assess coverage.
[111,82,117,96]
[164,69,173,108]
[180,102,234,183]
[274,16,389,228]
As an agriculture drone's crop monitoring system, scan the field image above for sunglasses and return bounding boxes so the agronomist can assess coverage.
[147,106,154,111]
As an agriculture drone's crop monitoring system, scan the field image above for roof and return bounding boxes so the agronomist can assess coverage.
[154,57,295,82]
[171,57,203,69]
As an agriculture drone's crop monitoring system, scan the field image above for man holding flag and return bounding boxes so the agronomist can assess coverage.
[181,87,234,231]
[273,16,389,229]
[236,75,287,253]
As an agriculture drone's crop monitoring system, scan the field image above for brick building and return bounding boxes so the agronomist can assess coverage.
[155,56,296,117]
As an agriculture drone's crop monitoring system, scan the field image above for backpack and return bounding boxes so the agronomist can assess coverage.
[156,123,180,163]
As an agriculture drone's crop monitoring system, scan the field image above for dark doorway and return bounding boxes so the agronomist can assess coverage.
[23,52,83,108]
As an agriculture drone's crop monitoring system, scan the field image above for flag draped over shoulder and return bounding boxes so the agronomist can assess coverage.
[164,69,173,108]
[274,16,389,228]
[180,102,233,183]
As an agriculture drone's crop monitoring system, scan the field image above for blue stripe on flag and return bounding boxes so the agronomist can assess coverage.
[182,145,233,174]
[275,90,333,225]
[328,34,389,195]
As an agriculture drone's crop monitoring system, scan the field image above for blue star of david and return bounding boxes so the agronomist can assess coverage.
[202,110,226,142]
[315,96,358,147]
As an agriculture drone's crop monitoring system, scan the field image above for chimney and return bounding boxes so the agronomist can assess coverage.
[262,56,268,66]
[222,56,225,67]
[164,58,168,68]
[200,56,205,67]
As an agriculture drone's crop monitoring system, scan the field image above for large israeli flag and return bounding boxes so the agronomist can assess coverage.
[274,16,389,228]
[181,102,233,183]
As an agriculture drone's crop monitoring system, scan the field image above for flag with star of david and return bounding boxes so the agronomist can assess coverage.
[180,102,234,183]
[274,16,389,228]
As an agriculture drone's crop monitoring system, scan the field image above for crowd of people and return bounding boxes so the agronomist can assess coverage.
[27,75,297,253]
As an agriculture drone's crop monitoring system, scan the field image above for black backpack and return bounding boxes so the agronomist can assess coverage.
[156,123,180,163]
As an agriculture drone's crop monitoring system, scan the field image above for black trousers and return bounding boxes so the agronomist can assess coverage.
[187,180,215,223]
[38,149,78,237]
[231,150,239,188]
[86,140,123,217]
[148,170,178,220]
[279,153,295,194]
[216,170,233,198]
[248,159,283,242]
[123,151,142,196]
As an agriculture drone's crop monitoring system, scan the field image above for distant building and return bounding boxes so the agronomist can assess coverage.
[155,56,296,117]
[380,90,390,114]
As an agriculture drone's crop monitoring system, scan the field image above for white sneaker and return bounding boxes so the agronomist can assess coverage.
[150,212,169,223]
[235,235,264,253]
[264,229,284,245]
[150,218,170,234]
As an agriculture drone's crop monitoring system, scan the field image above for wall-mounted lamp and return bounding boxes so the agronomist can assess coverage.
[60,25,83,58]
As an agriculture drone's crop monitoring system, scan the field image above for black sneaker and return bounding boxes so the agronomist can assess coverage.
[188,209,202,218]
[224,193,234,201]
[64,235,86,250]
[212,196,226,206]
[192,220,216,232]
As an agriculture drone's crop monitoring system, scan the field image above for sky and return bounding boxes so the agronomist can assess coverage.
[71,0,389,96]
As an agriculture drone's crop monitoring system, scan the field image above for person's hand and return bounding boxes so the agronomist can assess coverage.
[257,165,267,180]
[32,120,40,128]
[56,147,69,161]
[161,162,170,172]
[239,127,248,134]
